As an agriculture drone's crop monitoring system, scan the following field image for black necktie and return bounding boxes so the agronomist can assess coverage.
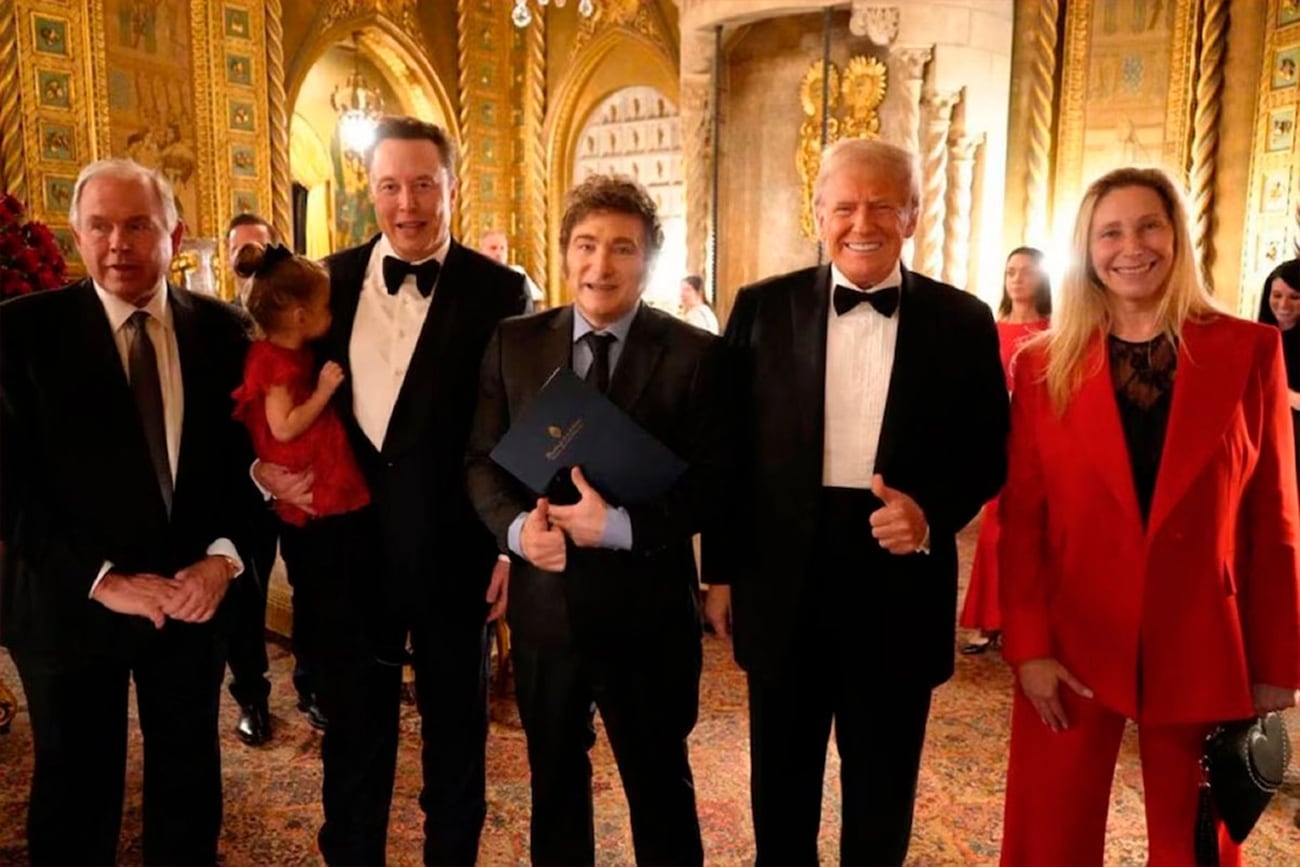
[127,311,173,515]
[834,284,899,318]
[382,255,441,297]
[581,331,616,395]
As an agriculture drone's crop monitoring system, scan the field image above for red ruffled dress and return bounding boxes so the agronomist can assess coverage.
[959,319,1048,632]
[232,341,370,527]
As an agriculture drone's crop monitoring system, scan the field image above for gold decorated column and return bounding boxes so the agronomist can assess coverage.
[1021,0,1058,247]
[943,132,980,290]
[884,45,930,155]
[1189,0,1227,288]
[266,0,291,243]
[914,88,958,278]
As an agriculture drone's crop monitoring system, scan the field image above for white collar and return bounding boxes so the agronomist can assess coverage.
[830,261,902,293]
[93,279,170,332]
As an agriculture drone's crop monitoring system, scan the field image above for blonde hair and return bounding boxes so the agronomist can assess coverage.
[813,138,920,212]
[1042,166,1220,412]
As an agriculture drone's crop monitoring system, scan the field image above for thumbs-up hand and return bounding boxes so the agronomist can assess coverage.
[869,474,929,555]
[547,466,608,548]
[521,497,567,572]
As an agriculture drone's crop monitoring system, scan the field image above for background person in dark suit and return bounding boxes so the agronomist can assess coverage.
[0,159,254,865]
[223,213,327,745]
[466,174,731,866]
[256,116,530,865]
[705,138,1009,866]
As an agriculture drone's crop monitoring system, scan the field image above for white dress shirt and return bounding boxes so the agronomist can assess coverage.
[90,281,243,593]
[822,261,902,488]
[350,234,448,450]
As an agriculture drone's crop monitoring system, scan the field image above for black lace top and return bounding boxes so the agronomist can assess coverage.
[1109,334,1178,525]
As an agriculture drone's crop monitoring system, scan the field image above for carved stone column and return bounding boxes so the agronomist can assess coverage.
[883,45,931,155]
[680,27,715,286]
[914,88,959,278]
[1189,0,1227,288]
[944,133,980,289]
[1021,0,1059,248]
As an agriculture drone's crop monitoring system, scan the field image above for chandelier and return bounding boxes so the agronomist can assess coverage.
[511,0,595,28]
[330,32,384,180]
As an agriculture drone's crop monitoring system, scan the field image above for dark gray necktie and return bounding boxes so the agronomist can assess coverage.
[127,310,173,515]
[581,331,616,394]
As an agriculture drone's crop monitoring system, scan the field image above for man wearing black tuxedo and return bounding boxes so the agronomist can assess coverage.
[466,175,732,865]
[257,116,530,865]
[0,159,253,864]
[705,138,1009,865]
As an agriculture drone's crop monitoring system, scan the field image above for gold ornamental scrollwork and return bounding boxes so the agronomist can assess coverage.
[798,61,840,240]
[798,56,888,240]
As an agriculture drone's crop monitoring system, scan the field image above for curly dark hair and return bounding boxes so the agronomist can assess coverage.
[559,174,663,261]
[1258,258,1300,326]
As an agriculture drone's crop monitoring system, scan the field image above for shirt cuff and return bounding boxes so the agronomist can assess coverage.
[207,539,245,578]
[507,512,528,559]
[917,524,931,555]
[497,553,511,564]
[600,506,633,551]
[250,460,272,501]
[89,561,114,598]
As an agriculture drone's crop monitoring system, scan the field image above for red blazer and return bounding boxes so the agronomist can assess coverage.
[1000,316,1300,725]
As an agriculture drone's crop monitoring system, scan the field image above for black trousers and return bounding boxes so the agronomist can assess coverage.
[748,487,935,867]
[513,635,704,867]
[280,509,490,866]
[12,623,226,866]
[227,510,317,708]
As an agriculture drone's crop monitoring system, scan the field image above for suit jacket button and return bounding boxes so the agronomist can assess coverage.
[386,460,395,468]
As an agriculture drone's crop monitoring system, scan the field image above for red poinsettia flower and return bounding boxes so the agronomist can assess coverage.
[0,191,67,301]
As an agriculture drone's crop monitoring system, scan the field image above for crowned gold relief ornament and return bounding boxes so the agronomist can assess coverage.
[841,56,887,139]
[797,56,888,240]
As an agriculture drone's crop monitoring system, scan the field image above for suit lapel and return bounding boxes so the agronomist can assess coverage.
[1063,336,1144,528]
[382,239,465,457]
[328,236,379,425]
[874,267,928,475]
[169,284,201,513]
[1146,320,1250,535]
[607,305,666,415]
[530,306,575,397]
[792,265,831,453]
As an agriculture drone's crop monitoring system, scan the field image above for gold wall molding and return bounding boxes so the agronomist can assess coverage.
[519,10,548,292]
[1239,0,1300,316]
[455,0,475,242]
[1022,0,1059,247]
[1,0,26,202]
[544,26,677,305]
[1188,0,1227,289]
[572,0,678,68]
[266,0,291,243]
[321,0,418,37]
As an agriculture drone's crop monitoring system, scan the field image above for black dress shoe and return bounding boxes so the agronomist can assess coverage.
[236,702,271,746]
[960,639,992,655]
[298,694,328,732]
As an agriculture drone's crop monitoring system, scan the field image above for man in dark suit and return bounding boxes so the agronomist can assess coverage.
[257,116,530,865]
[466,175,731,866]
[222,213,326,745]
[705,138,1009,865]
[0,159,254,864]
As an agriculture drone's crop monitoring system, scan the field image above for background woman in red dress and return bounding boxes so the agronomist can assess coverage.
[959,247,1052,654]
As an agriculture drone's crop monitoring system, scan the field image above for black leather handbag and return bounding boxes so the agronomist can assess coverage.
[1194,712,1291,866]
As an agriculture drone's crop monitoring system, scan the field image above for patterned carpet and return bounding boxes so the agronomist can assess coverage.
[2,522,1299,865]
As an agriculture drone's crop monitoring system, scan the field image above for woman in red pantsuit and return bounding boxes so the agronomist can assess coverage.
[959,248,1051,654]
[998,166,1300,866]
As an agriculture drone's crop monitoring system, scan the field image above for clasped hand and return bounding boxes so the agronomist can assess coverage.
[91,555,236,628]
[521,467,607,571]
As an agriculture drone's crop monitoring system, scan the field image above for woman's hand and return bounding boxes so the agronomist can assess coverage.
[1253,683,1299,714]
[1017,658,1094,732]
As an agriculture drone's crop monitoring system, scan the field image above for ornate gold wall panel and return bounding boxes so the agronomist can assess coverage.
[1053,0,1198,237]
[2,0,275,287]
[6,0,99,267]
[516,8,547,291]
[1240,0,1300,316]
[456,0,513,248]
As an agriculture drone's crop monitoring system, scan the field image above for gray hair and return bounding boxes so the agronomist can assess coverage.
[813,138,920,212]
[69,159,180,231]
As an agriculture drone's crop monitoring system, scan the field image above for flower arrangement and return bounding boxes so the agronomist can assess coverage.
[0,193,67,300]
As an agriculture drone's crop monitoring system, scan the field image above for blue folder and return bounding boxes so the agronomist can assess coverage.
[489,367,686,506]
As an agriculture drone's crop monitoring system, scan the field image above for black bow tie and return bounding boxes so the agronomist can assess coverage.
[383,255,441,297]
[834,284,899,318]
